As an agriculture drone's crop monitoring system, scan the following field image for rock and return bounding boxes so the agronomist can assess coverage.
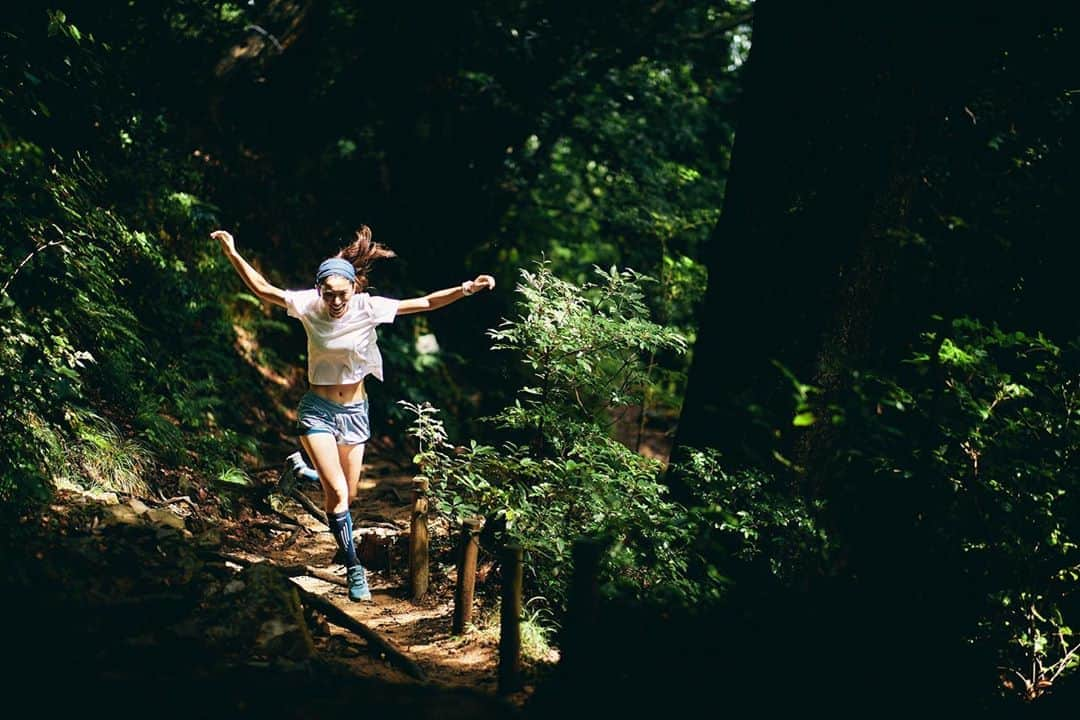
[255,618,309,657]
[212,563,314,661]
[127,498,151,515]
[93,491,121,505]
[194,527,222,548]
[102,504,142,526]
[146,508,186,531]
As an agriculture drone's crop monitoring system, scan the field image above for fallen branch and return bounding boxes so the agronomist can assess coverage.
[207,551,346,587]
[282,526,303,549]
[290,487,328,527]
[158,495,199,509]
[280,480,399,530]
[278,563,346,587]
[290,581,428,683]
[200,552,421,679]
[264,503,310,528]
[209,550,267,567]
[251,519,308,534]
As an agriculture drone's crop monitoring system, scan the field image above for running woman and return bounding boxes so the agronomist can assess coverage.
[212,226,494,600]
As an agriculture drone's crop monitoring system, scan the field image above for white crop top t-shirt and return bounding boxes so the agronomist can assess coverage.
[283,289,400,385]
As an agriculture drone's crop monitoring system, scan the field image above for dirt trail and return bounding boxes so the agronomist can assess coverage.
[5,457,556,719]
[233,458,555,708]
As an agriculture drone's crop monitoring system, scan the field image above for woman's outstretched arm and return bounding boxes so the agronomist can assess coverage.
[396,275,495,316]
[211,230,287,309]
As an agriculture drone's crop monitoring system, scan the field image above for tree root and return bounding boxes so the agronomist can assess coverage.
[289,488,329,527]
[209,550,346,587]
[203,550,427,682]
[291,583,428,683]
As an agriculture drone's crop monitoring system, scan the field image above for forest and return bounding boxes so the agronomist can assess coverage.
[2,1,1078,716]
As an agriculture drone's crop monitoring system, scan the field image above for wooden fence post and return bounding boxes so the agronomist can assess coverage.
[452,516,483,634]
[562,536,607,671]
[498,543,523,695]
[408,476,429,602]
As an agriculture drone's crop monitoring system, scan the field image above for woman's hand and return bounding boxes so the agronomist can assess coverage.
[212,229,287,308]
[464,274,496,295]
[210,230,235,255]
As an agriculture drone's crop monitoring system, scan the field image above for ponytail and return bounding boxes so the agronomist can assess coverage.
[336,225,395,291]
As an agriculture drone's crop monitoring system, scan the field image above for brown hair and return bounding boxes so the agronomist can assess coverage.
[336,225,396,291]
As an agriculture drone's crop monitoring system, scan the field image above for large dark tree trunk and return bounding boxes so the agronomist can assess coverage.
[671,0,1019,495]
[667,1,1074,708]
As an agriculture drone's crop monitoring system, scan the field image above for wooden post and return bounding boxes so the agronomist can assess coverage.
[498,543,523,695]
[452,516,483,634]
[408,476,429,602]
[562,536,607,670]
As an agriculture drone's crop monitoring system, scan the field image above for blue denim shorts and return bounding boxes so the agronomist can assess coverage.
[297,392,371,445]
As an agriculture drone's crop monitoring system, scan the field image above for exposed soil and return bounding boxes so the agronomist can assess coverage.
[3,449,556,719]
[4,395,675,717]
[247,456,559,704]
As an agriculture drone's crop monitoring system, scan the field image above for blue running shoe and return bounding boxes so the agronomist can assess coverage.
[347,565,372,602]
[286,450,320,484]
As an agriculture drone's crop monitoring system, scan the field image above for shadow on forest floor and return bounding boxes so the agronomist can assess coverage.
[5,456,1078,718]
[1,458,539,719]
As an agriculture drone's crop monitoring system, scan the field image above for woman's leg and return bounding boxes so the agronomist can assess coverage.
[300,432,349,514]
[338,442,366,505]
[300,432,370,600]
[337,441,371,599]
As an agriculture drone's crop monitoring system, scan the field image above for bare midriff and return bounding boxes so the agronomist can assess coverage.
[310,380,367,404]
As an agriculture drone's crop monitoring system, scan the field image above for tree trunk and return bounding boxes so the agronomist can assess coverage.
[670,0,1016,499]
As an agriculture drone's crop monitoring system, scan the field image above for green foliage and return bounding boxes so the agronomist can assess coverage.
[493,11,739,285]
[404,263,745,610]
[2,3,744,503]
[489,41,727,435]
[473,596,556,662]
[215,466,252,488]
[487,262,687,444]
[405,263,825,613]
[0,9,278,518]
[821,317,1080,696]
[134,402,187,466]
[0,145,142,499]
[668,448,825,584]
[0,137,259,505]
[70,412,153,497]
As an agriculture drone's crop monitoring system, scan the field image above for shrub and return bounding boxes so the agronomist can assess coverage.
[405,262,730,611]
[821,318,1080,698]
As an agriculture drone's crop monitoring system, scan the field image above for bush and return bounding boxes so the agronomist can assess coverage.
[404,262,765,614]
[820,317,1080,698]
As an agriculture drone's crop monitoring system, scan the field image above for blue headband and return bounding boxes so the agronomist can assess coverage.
[315,258,357,285]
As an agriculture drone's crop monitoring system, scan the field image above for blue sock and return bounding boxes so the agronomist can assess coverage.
[299,467,320,483]
[327,510,359,567]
